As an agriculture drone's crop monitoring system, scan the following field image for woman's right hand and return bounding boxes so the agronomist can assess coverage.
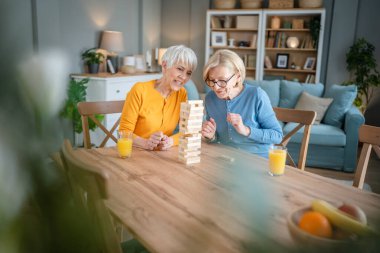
[145,131,163,150]
[201,118,217,140]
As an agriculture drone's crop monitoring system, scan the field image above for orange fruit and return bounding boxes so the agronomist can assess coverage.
[298,211,333,238]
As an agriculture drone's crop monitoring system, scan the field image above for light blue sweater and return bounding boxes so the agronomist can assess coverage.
[205,84,283,157]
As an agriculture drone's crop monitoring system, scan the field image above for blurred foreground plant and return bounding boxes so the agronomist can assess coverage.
[0,50,99,253]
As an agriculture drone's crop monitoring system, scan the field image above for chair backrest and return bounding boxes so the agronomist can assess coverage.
[273,107,317,170]
[353,124,380,189]
[60,139,122,253]
[78,100,125,149]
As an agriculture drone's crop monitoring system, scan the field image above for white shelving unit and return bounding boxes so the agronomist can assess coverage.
[205,8,325,83]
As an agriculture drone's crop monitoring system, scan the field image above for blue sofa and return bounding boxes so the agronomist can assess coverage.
[245,80,365,172]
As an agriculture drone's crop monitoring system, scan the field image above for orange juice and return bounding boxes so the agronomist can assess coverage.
[117,138,133,158]
[268,148,287,176]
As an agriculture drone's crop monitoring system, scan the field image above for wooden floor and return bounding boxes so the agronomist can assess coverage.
[305,151,380,194]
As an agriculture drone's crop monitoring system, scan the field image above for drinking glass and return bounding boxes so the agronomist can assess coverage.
[117,130,133,158]
[268,145,287,176]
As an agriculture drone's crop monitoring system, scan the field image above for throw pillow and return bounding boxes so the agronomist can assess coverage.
[322,84,357,128]
[245,79,280,107]
[279,80,324,108]
[295,92,333,124]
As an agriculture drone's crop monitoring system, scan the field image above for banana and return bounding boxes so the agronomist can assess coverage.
[311,199,376,236]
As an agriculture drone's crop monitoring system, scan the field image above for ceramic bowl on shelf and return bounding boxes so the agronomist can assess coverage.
[287,206,358,248]
[214,0,236,9]
[240,0,262,9]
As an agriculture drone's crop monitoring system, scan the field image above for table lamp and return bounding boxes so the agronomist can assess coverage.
[158,48,167,66]
[100,30,124,73]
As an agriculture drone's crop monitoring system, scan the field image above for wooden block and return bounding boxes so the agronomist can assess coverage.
[179,135,201,143]
[179,156,201,165]
[292,19,304,29]
[178,150,201,158]
[180,118,203,126]
[179,142,201,150]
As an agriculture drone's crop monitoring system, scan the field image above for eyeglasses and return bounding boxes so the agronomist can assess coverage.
[205,74,235,88]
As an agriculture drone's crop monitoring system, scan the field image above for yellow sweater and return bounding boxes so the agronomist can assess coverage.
[119,80,187,146]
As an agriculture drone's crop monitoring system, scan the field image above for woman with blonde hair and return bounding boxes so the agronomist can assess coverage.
[119,45,197,150]
[201,49,282,157]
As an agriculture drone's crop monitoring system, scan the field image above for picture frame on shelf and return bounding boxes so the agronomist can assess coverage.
[303,57,316,70]
[275,53,289,69]
[211,31,227,47]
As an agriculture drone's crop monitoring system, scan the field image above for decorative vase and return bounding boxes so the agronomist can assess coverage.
[88,63,99,74]
[286,37,300,48]
[271,16,281,29]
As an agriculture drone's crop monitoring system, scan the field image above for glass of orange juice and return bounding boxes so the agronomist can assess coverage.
[117,130,133,158]
[268,145,287,176]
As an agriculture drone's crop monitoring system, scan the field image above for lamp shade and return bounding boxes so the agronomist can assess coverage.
[100,31,124,53]
[158,48,167,65]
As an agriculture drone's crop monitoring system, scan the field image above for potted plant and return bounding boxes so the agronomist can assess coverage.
[81,48,105,74]
[345,38,380,111]
[61,78,104,145]
[309,17,321,48]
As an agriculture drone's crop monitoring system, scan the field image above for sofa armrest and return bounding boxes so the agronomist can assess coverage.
[343,105,365,172]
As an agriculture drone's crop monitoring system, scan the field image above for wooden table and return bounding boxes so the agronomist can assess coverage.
[75,142,380,252]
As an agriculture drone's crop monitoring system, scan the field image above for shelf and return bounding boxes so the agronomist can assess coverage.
[265,48,317,52]
[266,28,310,32]
[211,28,258,32]
[264,68,316,74]
[211,46,257,50]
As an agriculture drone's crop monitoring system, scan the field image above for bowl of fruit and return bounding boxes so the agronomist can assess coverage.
[287,199,375,247]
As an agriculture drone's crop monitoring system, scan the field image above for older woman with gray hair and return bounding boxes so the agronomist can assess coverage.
[119,45,197,150]
[201,49,282,157]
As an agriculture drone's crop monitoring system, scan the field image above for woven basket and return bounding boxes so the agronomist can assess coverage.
[214,0,236,9]
[240,0,262,9]
[299,0,323,8]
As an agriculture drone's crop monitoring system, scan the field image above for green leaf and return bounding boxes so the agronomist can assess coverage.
[60,78,106,134]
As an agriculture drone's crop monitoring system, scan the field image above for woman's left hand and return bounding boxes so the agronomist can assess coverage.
[157,135,173,150]
[227,113,251,136]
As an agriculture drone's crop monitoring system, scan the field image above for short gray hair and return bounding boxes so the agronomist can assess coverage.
[203,50,246,88]
[161,45,197,71]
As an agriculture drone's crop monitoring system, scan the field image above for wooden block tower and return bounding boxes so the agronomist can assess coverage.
[178,100,204,165]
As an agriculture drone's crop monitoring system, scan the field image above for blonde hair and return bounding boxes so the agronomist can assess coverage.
[203,50,246,87]
[161,45,197,71]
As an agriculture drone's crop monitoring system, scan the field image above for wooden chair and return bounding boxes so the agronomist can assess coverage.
[273,107,317,171]
[353,125,380,189]
[60,139,123,253]
[78,100,125,149]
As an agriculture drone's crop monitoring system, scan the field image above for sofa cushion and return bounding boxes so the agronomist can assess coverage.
[245,79,280,107]
[279,80,324,108]
[322,84,357,128]
[283,122,346,146]
[295,92,333,124]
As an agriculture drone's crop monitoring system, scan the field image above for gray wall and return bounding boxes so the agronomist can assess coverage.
[1,0,379,98]
[161,0,209,91]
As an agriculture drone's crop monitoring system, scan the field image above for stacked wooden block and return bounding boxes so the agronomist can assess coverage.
[178,100,204,165]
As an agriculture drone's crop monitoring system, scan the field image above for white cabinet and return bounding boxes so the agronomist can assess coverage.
[205,8,325,83]
[71,72,162,147]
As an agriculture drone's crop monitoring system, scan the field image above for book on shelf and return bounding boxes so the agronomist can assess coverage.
[250,33,257,48]
[247,54,256,68]
[211,16,221,29]
[304,74,315,83]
